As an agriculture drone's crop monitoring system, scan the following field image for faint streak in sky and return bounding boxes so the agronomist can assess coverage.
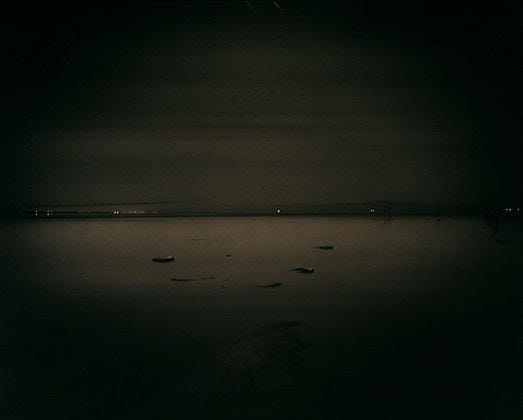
[246,1,255,14]
[244,1,284,14]
[273,1,284,13]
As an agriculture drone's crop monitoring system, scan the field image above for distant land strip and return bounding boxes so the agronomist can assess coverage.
[1,201,521,219]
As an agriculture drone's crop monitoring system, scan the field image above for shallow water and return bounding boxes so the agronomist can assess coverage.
[1,217,521,419]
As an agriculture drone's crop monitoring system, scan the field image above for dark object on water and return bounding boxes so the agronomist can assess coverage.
[152,256,175,263]
[171,276,216,282]
[292,267,314,274]
[257,282,283,288]
[317,245,334,250]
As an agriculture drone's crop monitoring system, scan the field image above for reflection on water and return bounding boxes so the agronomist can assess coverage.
[1,217,521,419]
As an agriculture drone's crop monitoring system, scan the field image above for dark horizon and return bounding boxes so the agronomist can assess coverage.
[4,199,521,220]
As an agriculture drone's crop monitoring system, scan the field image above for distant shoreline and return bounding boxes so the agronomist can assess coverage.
[1,210,521,221]
[1,201,521,220]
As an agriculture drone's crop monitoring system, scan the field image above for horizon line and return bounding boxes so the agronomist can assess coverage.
[2,202,521,220]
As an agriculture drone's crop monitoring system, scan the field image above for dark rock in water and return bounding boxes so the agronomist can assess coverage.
[152,256,175,263]
[256,282,283,288]
[317,245,334,250]
[171,276,216,282]
[292,267,314,274]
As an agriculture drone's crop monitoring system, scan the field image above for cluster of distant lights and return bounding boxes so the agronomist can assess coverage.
[33,209,125,216]
[503,207,520,213]
[34,210,52,216]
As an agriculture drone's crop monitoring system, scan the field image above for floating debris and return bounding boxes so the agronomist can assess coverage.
[152,256,175,263]
[317,245,334,250]
[292,267,314,274]
[226,254,231,257]
[256,282,283,288]
[171,276,216,282]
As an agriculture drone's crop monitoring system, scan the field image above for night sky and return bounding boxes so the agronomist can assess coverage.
[2,2,521,211]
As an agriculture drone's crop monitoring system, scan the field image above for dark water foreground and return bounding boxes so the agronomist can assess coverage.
[1,217,521,419]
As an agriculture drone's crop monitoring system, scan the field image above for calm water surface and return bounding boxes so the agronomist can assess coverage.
[1,217,521,419]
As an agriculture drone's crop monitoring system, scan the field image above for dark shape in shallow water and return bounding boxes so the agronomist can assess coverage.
[152,256,175,263]
[171,276,216,282]
[256,282,283,288]
[292,267,314,274]
[316,245,334,250]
